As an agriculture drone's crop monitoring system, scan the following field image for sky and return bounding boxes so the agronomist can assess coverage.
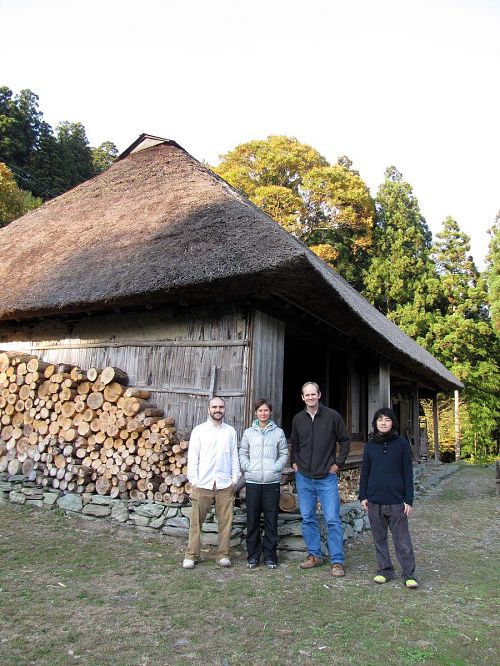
[1,0,499,267]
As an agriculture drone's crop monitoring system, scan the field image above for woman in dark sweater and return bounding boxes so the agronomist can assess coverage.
[359,408,418,589]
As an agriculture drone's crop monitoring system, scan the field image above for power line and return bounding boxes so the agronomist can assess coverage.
[0,155,60,199]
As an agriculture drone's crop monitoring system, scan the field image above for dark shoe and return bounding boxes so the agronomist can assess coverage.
[300,555,324,569]
[265,560,277,569]
[331,563,345,577]
[247,559,259,569]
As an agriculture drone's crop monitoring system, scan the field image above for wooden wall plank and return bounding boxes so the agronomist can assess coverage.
[0,306,250,436]
[249,310,285,427]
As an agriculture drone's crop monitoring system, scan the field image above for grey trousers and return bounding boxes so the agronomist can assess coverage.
[367,502,416,579]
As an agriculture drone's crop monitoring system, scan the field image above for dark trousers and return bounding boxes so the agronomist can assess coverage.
[245,482,280,563]
[368,502,416,579]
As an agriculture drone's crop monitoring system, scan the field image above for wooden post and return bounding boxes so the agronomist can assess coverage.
[411,387,420,461]
[432,394,440,462]
[454,389,461,461]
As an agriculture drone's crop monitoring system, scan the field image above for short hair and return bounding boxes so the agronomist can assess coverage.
[254,398,272,412]
[209,395,226,406]
[301,381,320,395]
[372,407,399,432]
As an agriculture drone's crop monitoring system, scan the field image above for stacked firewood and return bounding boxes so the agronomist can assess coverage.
[0,351,191,503]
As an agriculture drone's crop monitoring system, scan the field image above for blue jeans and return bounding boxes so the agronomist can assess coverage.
[295,470,344,564]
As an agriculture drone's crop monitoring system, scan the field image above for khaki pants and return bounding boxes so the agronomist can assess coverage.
[185,484,235,560]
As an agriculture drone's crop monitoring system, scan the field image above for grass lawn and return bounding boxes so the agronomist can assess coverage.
[0,464,497,665]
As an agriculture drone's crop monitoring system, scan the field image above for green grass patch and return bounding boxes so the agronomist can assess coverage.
[0,465,498,665]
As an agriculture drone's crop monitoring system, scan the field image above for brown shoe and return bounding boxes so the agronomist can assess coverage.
[300,555,324,569]
[331,563,345,577]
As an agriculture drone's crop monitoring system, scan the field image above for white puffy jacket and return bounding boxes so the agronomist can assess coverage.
[239,420,288,484]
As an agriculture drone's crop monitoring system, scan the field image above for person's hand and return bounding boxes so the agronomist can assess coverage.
[403,502,413,516]
[360,499,368,511]
[329,464,339,475]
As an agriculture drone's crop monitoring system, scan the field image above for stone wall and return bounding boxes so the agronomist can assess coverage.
[0,475,368,557]
[0,462,459,559]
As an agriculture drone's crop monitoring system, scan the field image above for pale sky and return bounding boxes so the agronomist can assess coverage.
[2,0,499,267]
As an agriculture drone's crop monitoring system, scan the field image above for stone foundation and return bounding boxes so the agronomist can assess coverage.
[0,462,459,558]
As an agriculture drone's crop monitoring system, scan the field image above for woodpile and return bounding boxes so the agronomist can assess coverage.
[0,351,191,503]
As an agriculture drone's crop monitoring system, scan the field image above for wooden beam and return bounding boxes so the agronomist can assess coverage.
[454,389,461,461]
[22,339,249,350]
[412,387,420,461]
[432,394,440,462]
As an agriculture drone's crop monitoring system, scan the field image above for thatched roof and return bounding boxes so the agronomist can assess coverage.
[0,134,462,391]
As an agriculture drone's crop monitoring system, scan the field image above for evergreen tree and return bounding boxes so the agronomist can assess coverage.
[0,87,44,189]
[56,121,94,190]
[27,121,66,199]
[363,166,440,339]
[0,85,117,200]
[487,212,500,338]
[427,217,499,459]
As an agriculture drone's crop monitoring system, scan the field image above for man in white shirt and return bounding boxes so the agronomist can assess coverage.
[182,396,240,569]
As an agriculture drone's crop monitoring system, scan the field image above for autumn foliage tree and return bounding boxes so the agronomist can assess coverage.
[0,162,41,227]
[214,136,375,290]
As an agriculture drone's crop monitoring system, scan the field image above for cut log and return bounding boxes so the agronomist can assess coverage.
[87,392,104,410]
[124,387,150,399]
[103,382,124,403]
[100,367,129,386]
[86,368,101,382]
[8,458,22,475]
[95,475,111,495]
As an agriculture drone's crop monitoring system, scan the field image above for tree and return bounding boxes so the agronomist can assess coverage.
[487,212,500,337]
[0,87,44,180]
[1,85,118,200]
[215,135,328,196]
[91,141,118,175]
[56,121,94,190]
[215,136,375,289]
[27,120,66,199]
[363,166,440,339]
[302,163,375,287]
[0,162,41,227]
[426,217,499,460]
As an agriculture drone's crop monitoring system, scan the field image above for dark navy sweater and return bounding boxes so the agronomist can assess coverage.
[358,433,414,506]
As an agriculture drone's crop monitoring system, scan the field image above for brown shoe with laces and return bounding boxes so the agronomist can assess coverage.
[300,555,324,569]
[331,563,345,577]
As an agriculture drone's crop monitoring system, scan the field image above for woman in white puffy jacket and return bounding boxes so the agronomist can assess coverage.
[239,398,288,569]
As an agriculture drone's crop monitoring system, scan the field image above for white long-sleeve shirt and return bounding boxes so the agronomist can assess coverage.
[187,419,240,490]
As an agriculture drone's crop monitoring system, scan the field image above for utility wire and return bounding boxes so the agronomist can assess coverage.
[0,154,60,199]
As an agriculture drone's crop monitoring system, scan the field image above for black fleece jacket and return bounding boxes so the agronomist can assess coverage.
[290,404,350,478]
[358,433,414,506]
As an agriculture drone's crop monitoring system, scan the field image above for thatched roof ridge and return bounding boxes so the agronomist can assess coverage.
[0,136,462,390]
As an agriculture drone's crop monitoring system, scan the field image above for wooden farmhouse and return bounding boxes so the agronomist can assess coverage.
[0,134,462,464]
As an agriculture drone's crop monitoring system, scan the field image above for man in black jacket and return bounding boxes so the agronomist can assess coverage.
[290,382,350,577]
